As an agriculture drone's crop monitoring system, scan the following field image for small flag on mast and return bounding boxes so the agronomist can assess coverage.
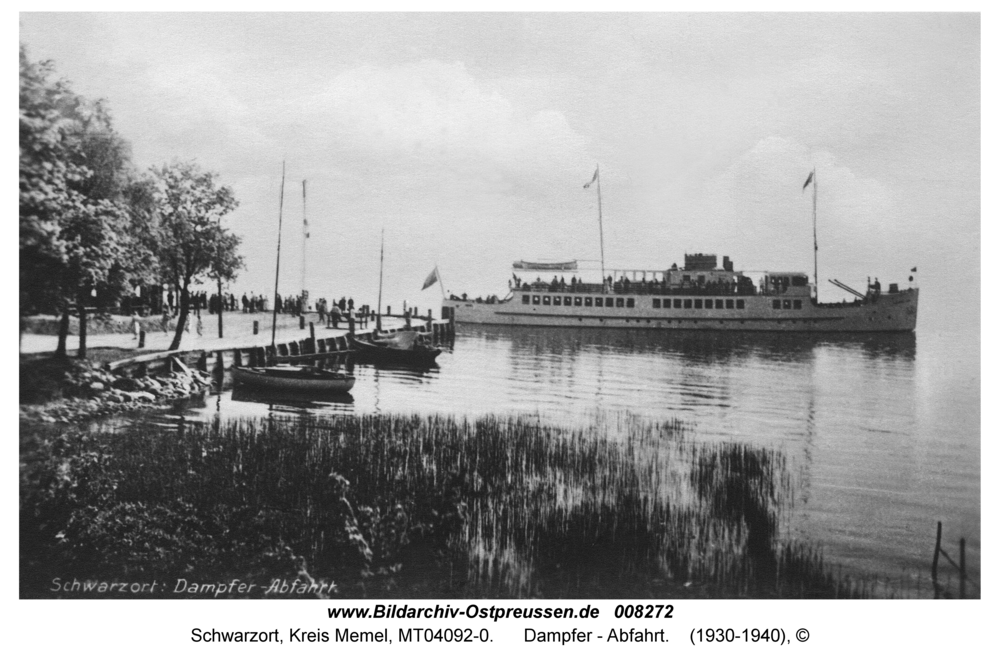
[422,266,439,291]
[584,168,599,189]
[802,170,814,191]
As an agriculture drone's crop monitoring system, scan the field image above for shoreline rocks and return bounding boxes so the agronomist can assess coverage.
[20,361,213,425]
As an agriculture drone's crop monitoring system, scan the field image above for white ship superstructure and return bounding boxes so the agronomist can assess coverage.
[442,253,918,333]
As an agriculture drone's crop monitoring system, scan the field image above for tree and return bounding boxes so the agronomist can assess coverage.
[19,45,90,319]
[20,45,146,358]
[152,161,242,351]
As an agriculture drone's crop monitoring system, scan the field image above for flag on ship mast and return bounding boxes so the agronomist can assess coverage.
[802,170,814,191]
[584,168,599,189]
[422,266,440,290]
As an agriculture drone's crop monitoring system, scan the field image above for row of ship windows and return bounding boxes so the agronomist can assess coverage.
[523,295,804,311]
[654,298,746,310]
[524,294,636,308]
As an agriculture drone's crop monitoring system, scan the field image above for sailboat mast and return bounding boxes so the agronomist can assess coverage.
[302,180,308,308]
[376,228,385,331]
[270,162,286,347]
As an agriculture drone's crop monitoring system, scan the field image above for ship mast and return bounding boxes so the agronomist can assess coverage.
[597,166,606,285]
[584,165,606,284]
[804,168,818,301]
[812,170,818,301]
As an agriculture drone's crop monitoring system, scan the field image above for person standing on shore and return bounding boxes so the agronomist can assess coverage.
[131,313,141,341]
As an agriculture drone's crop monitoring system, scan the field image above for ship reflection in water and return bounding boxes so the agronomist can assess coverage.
[142,324,978,597]
[160,326,917,431]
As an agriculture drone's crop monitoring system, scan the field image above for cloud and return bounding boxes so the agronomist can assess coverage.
[702,137,902,289]
[308,61,590,186]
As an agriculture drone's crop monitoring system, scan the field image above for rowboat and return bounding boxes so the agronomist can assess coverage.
[348,331,441,367]
[231,365,355,393]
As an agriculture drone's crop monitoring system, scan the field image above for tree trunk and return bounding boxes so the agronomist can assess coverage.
[169,286,190,350]
[55,310,70,358]
[76,295,88,360]
[217,278,224,338]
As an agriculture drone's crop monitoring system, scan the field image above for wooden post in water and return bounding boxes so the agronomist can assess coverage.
[309,322,315,340]
[138,330,145,349]
[253,320,259,335]
[299,315,305,330]
[932,521,942,599]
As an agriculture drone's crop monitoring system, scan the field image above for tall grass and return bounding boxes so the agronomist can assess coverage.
[21,413,873,598]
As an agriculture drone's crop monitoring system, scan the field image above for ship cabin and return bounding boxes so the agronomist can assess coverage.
[511,253,801,298]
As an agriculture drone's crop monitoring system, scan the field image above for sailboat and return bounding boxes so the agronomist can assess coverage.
[347,229,441,367]
[233,165,356,393]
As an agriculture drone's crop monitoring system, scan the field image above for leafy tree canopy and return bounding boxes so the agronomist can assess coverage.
[151,160,242,350]
[19,45,149,316]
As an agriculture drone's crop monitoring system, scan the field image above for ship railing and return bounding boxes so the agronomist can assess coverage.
[516,282,761,296]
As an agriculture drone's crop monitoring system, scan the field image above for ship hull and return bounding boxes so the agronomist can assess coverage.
[444,288,918,332]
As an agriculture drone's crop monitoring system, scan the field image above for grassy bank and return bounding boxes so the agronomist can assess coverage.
[20,414,872,598]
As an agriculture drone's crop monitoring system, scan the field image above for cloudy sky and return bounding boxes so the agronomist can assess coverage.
[19,13,979,320]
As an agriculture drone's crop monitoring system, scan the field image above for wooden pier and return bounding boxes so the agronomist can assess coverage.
[106,316,455,377]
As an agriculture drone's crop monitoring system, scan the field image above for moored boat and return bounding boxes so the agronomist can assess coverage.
[348,330,442,366]
[232,365,355,393]
[234,165,358,393]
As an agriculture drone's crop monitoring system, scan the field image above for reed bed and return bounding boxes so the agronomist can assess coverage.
[21,413,873,598]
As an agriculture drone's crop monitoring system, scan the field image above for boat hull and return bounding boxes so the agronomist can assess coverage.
[231,367,356,392]
[348,336,442,366]
[444,288,918,332]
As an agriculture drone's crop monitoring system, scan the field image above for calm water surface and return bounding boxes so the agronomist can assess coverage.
[144,319,979,596]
